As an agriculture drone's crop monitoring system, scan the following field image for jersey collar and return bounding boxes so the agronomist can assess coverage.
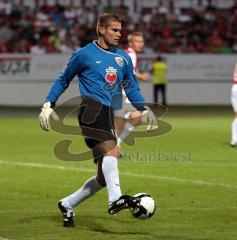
[93,40,116,53]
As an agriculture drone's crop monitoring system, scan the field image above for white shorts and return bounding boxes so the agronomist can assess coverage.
[114,94,137,118]
[231,84,237,112]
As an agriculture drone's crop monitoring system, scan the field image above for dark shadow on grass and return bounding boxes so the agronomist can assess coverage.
[223,141,233,147]
[18,214,63,226]
[42,213,150,236]
[77,215,150,235]
[156,236,214,240]
[18,215,214,240]
[223,142,237,150]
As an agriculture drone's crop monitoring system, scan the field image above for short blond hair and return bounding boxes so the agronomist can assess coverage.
[127,32,144,43]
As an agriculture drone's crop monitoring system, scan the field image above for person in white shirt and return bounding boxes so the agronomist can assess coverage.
[114,32,149,147]
[231,63,237,147]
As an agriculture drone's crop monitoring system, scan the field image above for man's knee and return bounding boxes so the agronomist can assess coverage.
[98,140,120,158]
[105,145,120,158]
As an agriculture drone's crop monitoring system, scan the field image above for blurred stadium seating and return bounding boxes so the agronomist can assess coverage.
[0,0,237,54]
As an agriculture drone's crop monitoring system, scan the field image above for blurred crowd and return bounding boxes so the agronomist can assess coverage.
[0,0,237,54]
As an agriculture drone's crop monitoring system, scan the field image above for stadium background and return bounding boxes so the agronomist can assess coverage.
[0,1,237,240]
[1,0,237,105]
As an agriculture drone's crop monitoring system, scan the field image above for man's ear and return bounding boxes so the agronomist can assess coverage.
[98,26,105,36]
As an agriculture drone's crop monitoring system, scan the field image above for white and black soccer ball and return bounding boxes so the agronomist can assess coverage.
[130,193,156,220]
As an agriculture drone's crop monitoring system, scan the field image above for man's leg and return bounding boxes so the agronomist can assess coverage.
[115,99,143,146]
[116,111,142,146]
[114,116,127,146]
[231,86,237,146]
[161,84,167,106]
[60,176,104,207]
[154,85,158,103]
[58,149,105,227]
[97,140,122,203]
[116,119,134,146]
[117,121,134,146]
[97,140,139,214]
[60,176,104,210]
[231,113,237,146]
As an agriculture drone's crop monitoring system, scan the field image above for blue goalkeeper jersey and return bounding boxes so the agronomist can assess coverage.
[45,41,146,110]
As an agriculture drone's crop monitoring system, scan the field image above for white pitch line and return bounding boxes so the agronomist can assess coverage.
[0,160,95,173]
[159,207,237,211]
[0,237,10,240]
[121,172,237,190]
[0,160,237,190]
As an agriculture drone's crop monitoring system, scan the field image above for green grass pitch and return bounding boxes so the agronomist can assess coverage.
[0,107,237,240]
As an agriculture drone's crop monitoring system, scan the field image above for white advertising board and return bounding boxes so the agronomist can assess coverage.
[0,54,236,105]
[0,54,69,81]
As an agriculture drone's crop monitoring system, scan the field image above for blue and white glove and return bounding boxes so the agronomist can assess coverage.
[39,102,58,131]
[141,106,158,131]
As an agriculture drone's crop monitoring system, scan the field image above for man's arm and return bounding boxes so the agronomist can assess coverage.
[135,71,149,82]
[39,50,82,131]
[45,50,82,106]
[127,50,149,82]
[123,58,157,131]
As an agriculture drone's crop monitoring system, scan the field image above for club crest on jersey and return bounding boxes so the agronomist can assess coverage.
[105,67,117,85]
[115,57,123,67]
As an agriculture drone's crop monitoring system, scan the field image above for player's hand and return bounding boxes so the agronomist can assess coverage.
[39,102,58,131]
[136,72,150,81]
[141,107,158,131]
[140,73,150,81]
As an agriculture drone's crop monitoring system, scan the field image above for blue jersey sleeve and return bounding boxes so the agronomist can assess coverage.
[45,49,83,105]
[123,57,147,110]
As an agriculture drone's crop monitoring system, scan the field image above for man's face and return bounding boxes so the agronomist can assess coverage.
[101,21,122,47]
[130,36,144,53]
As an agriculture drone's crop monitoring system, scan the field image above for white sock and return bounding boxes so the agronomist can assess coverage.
[117,122,134,146]
[231,118,237,144]
[102,156,122,203]
[61,176,104,209]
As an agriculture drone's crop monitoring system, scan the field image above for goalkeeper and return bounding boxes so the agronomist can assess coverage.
[39,13,157,228]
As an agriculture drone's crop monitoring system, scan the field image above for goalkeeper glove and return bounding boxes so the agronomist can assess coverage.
[141,106,158,131]
[39,102,58,131]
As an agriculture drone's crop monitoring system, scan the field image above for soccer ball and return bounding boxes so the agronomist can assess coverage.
[130,193,156,219]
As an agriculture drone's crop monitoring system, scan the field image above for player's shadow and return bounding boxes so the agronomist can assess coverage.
[223,141,234,147]
[19,213,147,236]
[76,215,150,235]
[19,215,210,239]
[46,213,149,236]
[157,236,212,240]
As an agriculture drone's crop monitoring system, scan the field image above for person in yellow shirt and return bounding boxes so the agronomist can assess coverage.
[152,56,168,106]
